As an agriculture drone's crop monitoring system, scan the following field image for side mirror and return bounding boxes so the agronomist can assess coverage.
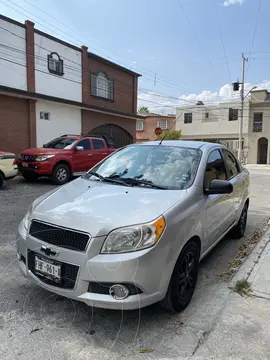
[76,146,84,151]
[43,144,48,148]
[205,179,233,195]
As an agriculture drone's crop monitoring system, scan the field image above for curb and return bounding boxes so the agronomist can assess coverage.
[230,222,270,288]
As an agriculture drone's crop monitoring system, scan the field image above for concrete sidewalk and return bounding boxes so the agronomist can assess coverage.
[192,225,270,360]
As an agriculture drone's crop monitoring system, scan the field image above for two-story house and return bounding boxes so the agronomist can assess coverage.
[0,15,141,154]
[176,92,270,164]
[136,114,176,142]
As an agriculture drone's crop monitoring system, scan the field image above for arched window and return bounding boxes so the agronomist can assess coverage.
[91,72,114,100]
[47,52,64,76]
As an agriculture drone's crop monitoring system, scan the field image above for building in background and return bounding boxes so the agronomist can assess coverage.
[136,114,176,142]
[176,91,270,164]
[0,15,142,154]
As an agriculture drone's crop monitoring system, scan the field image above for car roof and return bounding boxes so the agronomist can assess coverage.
[137,140,221,150]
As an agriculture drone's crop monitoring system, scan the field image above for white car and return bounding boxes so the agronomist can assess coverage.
[0,151,18,188]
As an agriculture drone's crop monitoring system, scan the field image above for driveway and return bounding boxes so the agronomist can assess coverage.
[1,167,269,360]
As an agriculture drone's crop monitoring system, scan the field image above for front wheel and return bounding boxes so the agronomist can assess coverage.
[52,163,70,185]
[160,240,200,313]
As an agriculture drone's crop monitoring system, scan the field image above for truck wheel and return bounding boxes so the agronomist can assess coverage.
[52,163,70,185]
[160,240,200,313]
[22,172,39,182]
[0,173,4,189]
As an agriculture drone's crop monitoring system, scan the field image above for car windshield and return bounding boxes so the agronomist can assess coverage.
[84,145,202,190]
[45,138,78,149]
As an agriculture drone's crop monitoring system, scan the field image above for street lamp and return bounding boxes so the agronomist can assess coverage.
[244,86,258,100]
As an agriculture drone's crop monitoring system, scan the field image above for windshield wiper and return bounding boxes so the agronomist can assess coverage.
[117,177,167,190]
[86,171,132,187]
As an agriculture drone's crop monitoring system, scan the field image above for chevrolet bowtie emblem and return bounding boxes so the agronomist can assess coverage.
[40,245,59,257]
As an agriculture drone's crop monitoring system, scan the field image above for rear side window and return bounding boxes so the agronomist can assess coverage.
[92,139,105,150]
[222,149,240,179]
[77,139,91,150]
[204,149,226,189]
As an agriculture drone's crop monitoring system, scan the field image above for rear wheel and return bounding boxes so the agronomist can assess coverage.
[160,240,200,313]
[230,203,248,239]
[52,163,70,185]
[0,173,4,189]
[22,172,39,182]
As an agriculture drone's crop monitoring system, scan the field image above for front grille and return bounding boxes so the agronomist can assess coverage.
[88,282,143,295]
[28,251,79,289]
[19,155,36,162]
[29,220,90,252]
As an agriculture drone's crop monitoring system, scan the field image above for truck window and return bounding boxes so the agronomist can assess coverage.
[92,139,105,150]
[76,139,91,150]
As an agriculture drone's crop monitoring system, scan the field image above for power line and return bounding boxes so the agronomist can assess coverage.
[176,0,218,78]
[212,0,232,83]
[245,0,262,81]
[1,0,203,95]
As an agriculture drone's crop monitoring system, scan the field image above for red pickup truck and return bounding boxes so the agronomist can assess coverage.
[17,134,116,185]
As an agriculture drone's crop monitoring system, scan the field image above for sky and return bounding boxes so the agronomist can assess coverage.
[0,0,269,114]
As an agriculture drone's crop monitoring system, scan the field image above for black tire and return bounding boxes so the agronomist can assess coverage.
[230,203,248,239]
[52,163,70,185]
[0,173,4,189]
[22,172,39,182]
[160,240,200,313]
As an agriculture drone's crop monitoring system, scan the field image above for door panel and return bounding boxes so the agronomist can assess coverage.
[203,149,235,250]
[72,139,92,172]
[90,139,109,166]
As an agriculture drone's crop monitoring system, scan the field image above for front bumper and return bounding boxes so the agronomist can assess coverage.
[17,161,52,175]
[16,221,171,310]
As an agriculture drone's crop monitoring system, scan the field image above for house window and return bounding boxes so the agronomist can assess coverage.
[47,52,64,76]
[253,113,263,132]
[157,119,168,129]
[205,112,209,119]
[136,121,144,131]
[40,112,50,120]
[184,113,192,124]
[91,72,114,100]
[229,108,238,121]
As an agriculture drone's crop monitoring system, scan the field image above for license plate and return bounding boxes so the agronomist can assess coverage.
[34,255,61,282]
[22,163,28,167]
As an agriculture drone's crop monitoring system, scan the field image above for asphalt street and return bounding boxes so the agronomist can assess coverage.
[0,166,269,360]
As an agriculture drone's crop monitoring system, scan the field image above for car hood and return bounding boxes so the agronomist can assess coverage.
[21,148,70,156]
[32,177,187,237]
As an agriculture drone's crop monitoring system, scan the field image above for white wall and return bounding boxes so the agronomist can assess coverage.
[176,101,250,138]
[0,19,27,90]
[36,100,82,146]
[34,33,82,102]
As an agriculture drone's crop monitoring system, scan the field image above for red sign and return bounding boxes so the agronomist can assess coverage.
[155,127,162,136]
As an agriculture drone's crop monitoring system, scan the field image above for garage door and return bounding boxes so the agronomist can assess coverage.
[90,124,133,148]
[0,95,29,155]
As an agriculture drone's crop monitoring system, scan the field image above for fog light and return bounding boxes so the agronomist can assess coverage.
[109,284,129,300]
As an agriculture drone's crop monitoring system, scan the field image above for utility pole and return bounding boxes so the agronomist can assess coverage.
[238,53,248,162]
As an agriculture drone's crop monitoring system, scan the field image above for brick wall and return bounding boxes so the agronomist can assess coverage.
[0,95,30,154]
[82,110,136,143]
[84,56,137,115]
[136,116,176,142]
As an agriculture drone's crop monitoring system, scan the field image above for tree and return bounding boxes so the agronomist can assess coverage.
[138,106,150,114]
[157,129,182,140]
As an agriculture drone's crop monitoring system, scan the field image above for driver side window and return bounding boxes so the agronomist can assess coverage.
[204,149,227,189]
[76,139,91,150]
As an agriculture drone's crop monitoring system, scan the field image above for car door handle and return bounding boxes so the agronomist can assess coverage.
[88,154,92,156]
[102,152,107,155]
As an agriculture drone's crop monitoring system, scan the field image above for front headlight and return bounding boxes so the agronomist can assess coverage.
[35,155,55,162]
[23,202,35,231]
[101,216,166,254]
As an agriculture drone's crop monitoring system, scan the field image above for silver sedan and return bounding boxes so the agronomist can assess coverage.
[17,141,249,312]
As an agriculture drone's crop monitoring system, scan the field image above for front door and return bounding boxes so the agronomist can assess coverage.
[202,149,235,252]
[72,139,92,173]
[257,137,268,164]
[90,138,109,166]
